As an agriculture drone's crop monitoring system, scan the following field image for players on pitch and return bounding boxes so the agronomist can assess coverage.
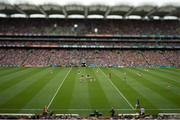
[80,74,96,82]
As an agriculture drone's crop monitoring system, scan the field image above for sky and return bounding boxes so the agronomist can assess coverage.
[1,0,180,6]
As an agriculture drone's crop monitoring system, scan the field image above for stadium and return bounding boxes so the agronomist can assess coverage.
[0,0,180,119]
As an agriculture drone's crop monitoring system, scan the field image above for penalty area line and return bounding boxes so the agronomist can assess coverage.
[47,68,72,108]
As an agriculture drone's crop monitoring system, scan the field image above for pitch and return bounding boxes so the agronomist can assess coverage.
[0,67,179,115]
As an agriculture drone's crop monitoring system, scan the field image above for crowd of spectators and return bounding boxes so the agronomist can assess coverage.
[0,18,180,35]
[0,18,180,67]
[0,41,58,46]
[0,113,180,119]
[0,48,179,67]
[0,18,180,119]
[0,40,179,47]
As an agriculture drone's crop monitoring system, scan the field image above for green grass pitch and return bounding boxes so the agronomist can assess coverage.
[0,67,180,115]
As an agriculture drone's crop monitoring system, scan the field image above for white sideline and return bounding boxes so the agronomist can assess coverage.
[47,68,72,108]
[98,68,135,110]
[0,108,180,111]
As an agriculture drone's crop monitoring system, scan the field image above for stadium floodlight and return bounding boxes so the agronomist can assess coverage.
[49,14,65,18]
[54,23,57,28]
[94,28,98,33]
[0,14,7,18]
[73,24,78,32]
[164,16,178,20]
[74,24,78,28]
[153,16,160,20]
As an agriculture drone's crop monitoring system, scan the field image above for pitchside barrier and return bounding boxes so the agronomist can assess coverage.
[158,113,180,119]
[56,114,79,117]
[118,113,139,116]
[0,64,177,68]
[0,113,79,116]
[0,64,20,67]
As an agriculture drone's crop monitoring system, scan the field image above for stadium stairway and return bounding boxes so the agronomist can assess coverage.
[137,51,150,66]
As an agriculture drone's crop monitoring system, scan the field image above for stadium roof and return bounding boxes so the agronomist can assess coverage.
[0,0,180,19]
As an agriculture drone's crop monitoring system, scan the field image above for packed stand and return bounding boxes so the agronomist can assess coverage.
[0,49,180,67]
[0,18,180,35]
[0,112,180,119]
[0,40,179,47]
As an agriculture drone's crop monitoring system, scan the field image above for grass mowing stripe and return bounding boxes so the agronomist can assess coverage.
[136,68,180,90]
[115,68,170,110]
[140,68,180,87]
[87,68,110,110]
[171,68,180,72]
[91,68,133,114]
[0,68,16,71]
[99,68,135,110]
[0,68,35,85]
[0,68,48,109]
[0,67,179,114]
[21,68,65,110]
[0,69,45,105]
[126,68,179,108]
[158,69,180,77]
[109,68,157,110]
[95,68,132,109]
[69,68,90,109]
[67,68,91,115]
[47,68,72,109]
[153,69,180,84]
[152,68,180,78]
[0,68,40,92]
[161,68,180,73]
[0,68,22,77]
[49,68,78,114]
[0,68,56,112]
[140,68,180,91]
[136,68,180,95]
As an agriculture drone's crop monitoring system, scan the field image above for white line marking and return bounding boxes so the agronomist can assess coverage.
[98,68,135,110]
[0,108,180,111]
[47,68,72,108]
